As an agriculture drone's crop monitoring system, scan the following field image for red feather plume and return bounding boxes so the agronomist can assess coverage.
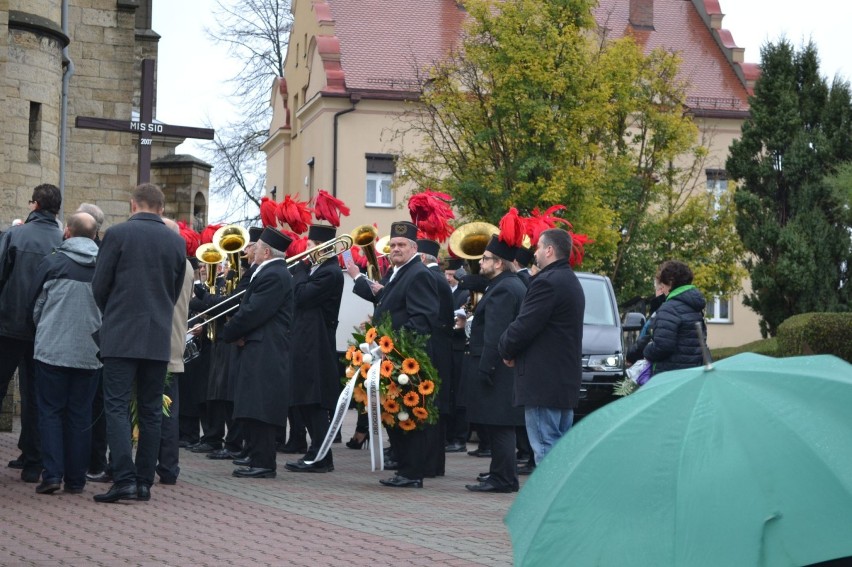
[313,189,350,228]
[569,232,592,268]
[200,224,223,244]
[408,189,455,242]
[283,230,309,257]
[498,208,525,247]
[177,221,201,256]
[523,205,573,246]
[260,197,278,228]
[277,195,312,234]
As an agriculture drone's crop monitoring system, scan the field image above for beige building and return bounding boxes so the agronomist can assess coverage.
[263,0,763,348]
[1,0,210,231]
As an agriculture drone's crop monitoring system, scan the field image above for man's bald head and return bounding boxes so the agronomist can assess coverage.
[162,217,180,235]
[66,212,98,240]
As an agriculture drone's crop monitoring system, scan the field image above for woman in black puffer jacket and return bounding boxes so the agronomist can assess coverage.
[643,260,708,376]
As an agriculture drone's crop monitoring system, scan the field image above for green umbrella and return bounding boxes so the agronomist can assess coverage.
[506,353,852,567]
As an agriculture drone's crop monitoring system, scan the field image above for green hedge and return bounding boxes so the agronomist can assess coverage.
[711,337,779,361]
[776,312,852,363]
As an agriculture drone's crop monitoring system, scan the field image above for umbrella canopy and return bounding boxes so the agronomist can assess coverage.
[506,353,852,567]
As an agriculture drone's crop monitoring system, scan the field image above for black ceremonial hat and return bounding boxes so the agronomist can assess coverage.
[485,234,517,262]
[416,238,441,257]
[259,227,293,253]
[248,226,263,243]
[446,257,464,271]
[515,246,534,267]
[390,221,418,241]
[308,224,336,242]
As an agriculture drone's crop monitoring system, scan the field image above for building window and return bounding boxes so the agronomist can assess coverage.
[28,102,41,164]
[706,169,728,212]
[366,154,395,208]
[706,295,731,323]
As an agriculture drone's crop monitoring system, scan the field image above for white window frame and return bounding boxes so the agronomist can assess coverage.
[706,170,728,212]
[365,172,394,208]
[706,295,731,324]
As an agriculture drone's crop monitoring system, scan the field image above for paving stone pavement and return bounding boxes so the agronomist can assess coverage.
[0,411,520,566]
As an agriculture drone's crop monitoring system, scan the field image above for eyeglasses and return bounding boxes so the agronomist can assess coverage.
[480,255,496,263]
[28,200,36,205]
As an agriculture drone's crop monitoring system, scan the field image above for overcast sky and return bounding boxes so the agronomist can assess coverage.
[151,0,852,219]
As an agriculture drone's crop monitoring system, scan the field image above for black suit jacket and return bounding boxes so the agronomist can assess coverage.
[498,259,584,409]
[428,264,454,411]
[92,212,186,361]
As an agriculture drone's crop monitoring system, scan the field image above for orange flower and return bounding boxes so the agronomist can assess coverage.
[386,381,401,399]
[381,412,395,426]
[345,345,356,360]
[380,360,394,378]
[365,327,378,344]
[360,363,371,378]
[399,419,416,431]
[353,385,367,404]
[418,380,435,396]
[412,407,428,420]
[352,350,363,366]
[402,358,420,374]
[403,391,420,407]
[379,335,394,353]
[383,398,400,413]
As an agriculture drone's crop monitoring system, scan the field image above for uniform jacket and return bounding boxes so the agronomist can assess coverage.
[290,258,344,409]
[451,286,470,310]
[428,264,454,412]
[222,259,293,427]
[516,268,532,287]
[465,271,527,426]
[31,237,101,369]
[0,210,63,340]
[92,212,186,361]
[498,259,584,409]
[643,285,707,375]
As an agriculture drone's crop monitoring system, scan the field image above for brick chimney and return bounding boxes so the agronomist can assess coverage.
[629,0,654,29]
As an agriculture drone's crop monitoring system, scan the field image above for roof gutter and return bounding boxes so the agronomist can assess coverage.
[332,94,361,198]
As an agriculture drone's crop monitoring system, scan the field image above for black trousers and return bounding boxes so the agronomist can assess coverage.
[426,415,446,476]
[102,357,167,487]
[487,425,518,489]
[242,418,277,470]
[298,403,332,465]
[201,399,234,449]
[0,337,40,472]
[89,367,109,474]
[388,426,429,480]
[156,373,181,482]
[446,348,469,443]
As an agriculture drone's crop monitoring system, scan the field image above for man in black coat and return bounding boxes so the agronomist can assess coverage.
[443,258,470,453]
[91,183,187,503]
[285,225,344,474]
[222,228,294,479]
[346,221,439,488]
[0,184,63,483]
[465,236,527,493]
[498,228,584,465]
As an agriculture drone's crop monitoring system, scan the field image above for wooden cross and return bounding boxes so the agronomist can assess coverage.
[75,58,215,184]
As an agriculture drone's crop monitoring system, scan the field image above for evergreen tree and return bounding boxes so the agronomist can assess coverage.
[727,40,852,336]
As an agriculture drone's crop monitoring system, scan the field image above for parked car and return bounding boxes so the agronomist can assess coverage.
[575,273,644,420]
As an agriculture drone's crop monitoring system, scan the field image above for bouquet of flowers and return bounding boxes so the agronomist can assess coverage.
[343,314,440,432]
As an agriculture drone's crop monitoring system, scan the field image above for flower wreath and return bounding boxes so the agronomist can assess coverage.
[343,313,440,432]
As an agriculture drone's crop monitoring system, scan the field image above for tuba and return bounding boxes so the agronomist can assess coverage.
[448,222,499,311]
[350,224,382,281]
[194,242,227,342]
[213,225,250,295]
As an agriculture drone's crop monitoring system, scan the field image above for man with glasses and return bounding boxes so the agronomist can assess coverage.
[498,228,585,465]
[0,184,63,483]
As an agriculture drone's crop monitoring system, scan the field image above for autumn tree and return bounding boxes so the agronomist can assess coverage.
[726,40,852,336]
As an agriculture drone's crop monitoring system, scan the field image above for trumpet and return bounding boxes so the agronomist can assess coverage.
[350,224,381,281]
[287,234,354,267]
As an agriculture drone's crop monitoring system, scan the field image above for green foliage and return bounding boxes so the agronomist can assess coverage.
[776,313,852,362]
[711,337,779,361]
[396,0,744,304]
[726,39,852,337]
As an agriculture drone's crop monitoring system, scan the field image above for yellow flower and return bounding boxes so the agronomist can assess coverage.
[379,335,394,354]
[399,419,416,431]
[403,391,420,407]
[163,394,173,409]
[365,327,378,344]
[418,380,435,396]
[402,358,420,375]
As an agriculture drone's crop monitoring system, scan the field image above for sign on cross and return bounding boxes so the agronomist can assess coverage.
[75,58,215,184]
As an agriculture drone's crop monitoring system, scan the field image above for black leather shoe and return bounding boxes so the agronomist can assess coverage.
[7,457,24,470]
[445,442,467,453]
[158,476,177,485]
[477,472,491,482]
[93,483,138,503]
[36,481,61,494]
[379,475,423,488]
[190,442,218,453]
[207,448,237,460]
[21,468,41,483]
[383,459,399,470]
[232,456,251,466]
[63,486,84,494]
[467,448,492,458]
[232,467,276,479]
[517,463,536,475]
[284,460,332,473]
[86,471,113,483]
[137,485,151,501]
[465,481,513,493]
